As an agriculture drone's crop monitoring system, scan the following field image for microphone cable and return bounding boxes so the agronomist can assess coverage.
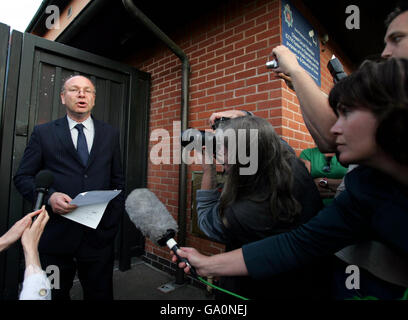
[197,276,249,300]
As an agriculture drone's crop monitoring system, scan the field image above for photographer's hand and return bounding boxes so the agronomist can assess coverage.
[269,45,338,152]
[269,45,302,90]
[276,72,294,90]
[209,110,247,127]
[271,45,301,76]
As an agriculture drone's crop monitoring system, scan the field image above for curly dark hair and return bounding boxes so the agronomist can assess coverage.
[328,58,408,165]
[217,116,301,224]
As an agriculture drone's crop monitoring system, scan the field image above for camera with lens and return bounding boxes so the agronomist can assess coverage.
[181,117,231,156]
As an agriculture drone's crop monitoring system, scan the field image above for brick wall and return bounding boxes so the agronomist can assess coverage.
[125,0,354,270]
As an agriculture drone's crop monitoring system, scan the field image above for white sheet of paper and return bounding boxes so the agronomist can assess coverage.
[61,190,121,229]
[62,202,109,229]
[70,190,122,206]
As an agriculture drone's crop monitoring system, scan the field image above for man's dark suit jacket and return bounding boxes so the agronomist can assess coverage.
[14,116,125,254]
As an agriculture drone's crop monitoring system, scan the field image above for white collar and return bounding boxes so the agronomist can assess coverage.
[67,115,94,130]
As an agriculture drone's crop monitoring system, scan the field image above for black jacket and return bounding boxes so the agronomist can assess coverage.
[243,165,408,280]
[14,116,125,254]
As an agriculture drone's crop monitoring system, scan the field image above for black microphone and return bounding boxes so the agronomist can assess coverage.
[125,188,198,278]
[34,170,54,210]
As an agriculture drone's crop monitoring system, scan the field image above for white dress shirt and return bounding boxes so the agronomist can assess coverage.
[66,115,94,153]
[19,265,51,300]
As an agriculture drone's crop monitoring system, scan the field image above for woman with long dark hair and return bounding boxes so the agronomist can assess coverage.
[196,116,326,299]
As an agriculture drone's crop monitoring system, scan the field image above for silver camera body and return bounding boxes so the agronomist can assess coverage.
[265,59,278,69]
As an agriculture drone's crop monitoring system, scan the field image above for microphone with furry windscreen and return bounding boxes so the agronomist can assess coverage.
[125,188,198,278]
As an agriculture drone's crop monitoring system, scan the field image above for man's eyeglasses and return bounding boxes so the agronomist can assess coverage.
[67,87,95,95]
[322,156,332,173]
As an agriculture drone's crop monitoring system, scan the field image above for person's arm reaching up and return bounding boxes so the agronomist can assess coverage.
[272,45,338,152]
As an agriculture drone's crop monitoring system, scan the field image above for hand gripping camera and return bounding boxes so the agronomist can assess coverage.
[180,117,231,156]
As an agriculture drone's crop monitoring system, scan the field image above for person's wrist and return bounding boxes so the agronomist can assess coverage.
[287,65,303,78]
[23,249,41,267]
[240,110,253,116]
[0,236,8,251]
[205,254,218,277]
[24,264,45,280]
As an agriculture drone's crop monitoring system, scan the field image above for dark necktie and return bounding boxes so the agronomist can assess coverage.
[75,124,89,166]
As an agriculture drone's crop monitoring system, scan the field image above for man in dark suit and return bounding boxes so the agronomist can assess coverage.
[14,75,125,300]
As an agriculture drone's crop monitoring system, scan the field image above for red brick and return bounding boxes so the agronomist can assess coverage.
[270,89,282,99]
[235,69,256,80]
[191,90,206,100]
[216,29,234,42]
[245,23,267,38]
[234,21,255,34]
[253,110,269,119]
[245,92,268,103]
[235,86,256,97]
[225,17,243,30]
[245,7,267,22]
[215,92,233,101]
[224,33,244,46]
[198,37,215,49]
[225,48,245,60]
[258,79,282,92]
[207,70,224,81]
[246,74,268,86]
[198,80,215,91]
[235,36,255,50]
[215,75,234,86]
[225,64,245,76]
[236,52,256,65]
[226,80,245,91]
[198,95,215,105]
[225,97,245,107]
[207,85,225,95]
[216,60,234,71]
[216,44,234,57]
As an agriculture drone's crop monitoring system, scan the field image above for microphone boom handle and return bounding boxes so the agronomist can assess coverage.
[166,238,198,279]
[171,244,199,279]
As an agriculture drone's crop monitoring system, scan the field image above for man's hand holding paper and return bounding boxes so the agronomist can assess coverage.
[49,192,78,215]
[61,190,122,229]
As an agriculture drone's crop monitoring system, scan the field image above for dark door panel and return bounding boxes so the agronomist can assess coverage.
[0,28,150,299]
